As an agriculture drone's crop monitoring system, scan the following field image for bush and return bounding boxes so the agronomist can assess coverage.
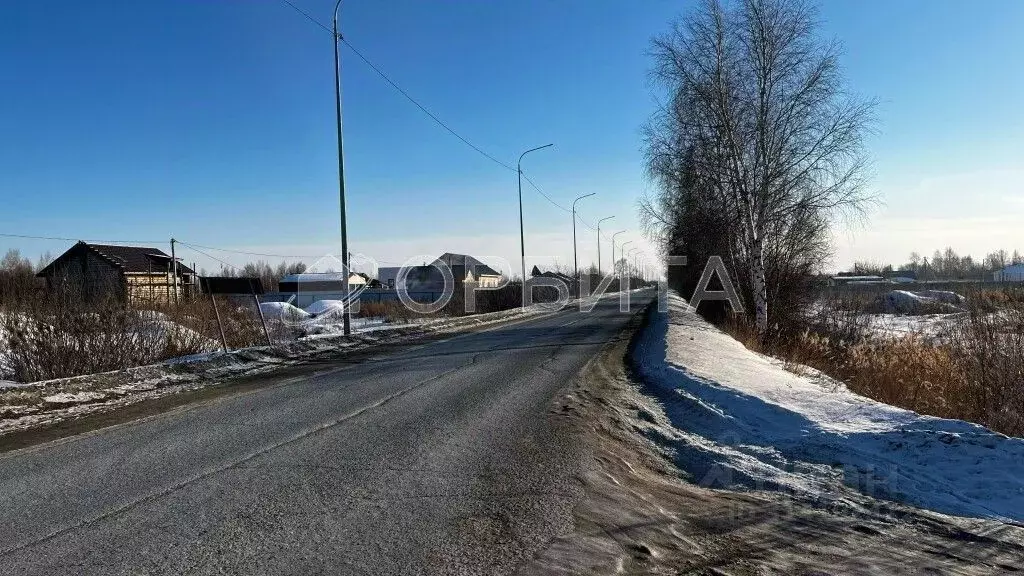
[725,294,1024,437]
[1,292,268,383]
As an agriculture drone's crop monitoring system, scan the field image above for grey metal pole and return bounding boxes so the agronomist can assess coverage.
[572,193,595,298]
[596,216,614,277]
[170,238,179,305]
[610,230,625,280]
[517,143,553,307]
[333,0,351,336]
[619,241,633,279]
[626,248,637,288]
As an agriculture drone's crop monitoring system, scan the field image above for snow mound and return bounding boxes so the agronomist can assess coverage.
[259,302,311,321]
[916,290,966,306]
[878,290,961,314]
[305,300,347,316]
[635,292,1024,523]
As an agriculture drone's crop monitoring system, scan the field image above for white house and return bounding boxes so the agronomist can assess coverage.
[994,264,1024,282]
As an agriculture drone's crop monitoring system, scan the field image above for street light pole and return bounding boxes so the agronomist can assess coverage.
[626,248,638,287]
[572,193,595,298]
[619,241,633,277]
[332,0,352,336]
[518,143,554,307]
[610,230,625,280]
[596,216,614,277]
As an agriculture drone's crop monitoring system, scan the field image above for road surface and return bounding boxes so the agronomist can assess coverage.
[0,292,652,575]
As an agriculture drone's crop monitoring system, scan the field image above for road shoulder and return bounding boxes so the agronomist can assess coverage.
[524,304,1024,575]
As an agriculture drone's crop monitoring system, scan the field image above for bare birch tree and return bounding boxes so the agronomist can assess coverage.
[643,0,875,335]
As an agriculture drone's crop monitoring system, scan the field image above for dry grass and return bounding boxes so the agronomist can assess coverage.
[1,294,268,383]
[725,290,1024,437]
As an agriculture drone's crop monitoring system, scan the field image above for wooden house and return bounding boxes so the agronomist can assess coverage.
[37,241,196,304]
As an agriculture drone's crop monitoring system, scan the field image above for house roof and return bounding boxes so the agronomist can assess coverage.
[531,266,573,283]
[433,253,501,278]
[38,242,195,277]
[281,271,368,283]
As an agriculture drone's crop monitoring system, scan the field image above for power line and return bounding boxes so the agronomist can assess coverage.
[279,0,334,36]
[176,241,239,271]
[276,1,604,240]
[0,232,165,245]
[177,242,317,260]
[340,38,517,172]
[277,0,515,171]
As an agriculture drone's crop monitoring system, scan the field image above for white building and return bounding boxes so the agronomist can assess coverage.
[994,264,1024,282]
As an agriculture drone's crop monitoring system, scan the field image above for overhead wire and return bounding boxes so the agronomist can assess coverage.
[175,241,238,270]
[0,232,166,245]
[276,0,595,231]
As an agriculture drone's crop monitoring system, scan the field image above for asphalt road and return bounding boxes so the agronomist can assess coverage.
[0,291,652,575]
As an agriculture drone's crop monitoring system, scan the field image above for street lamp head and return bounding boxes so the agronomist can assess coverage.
[573,192,596,211]
[597,216,615,226]
[519,143,554,166]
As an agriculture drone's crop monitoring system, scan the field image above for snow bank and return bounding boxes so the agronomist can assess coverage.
[304,299,347,316]
[259,301,311,321]
[635,292,1024,523]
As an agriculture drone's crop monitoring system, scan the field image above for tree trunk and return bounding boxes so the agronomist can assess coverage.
[750,235,769,335]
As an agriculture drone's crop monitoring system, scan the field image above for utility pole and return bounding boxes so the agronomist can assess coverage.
[596,216,614,277]
[333,0,351,336]
[626,248,637,288]
[170,238,179,305]
[610,230,625,283]
[619,241,633,279]
[572,193,595,298]
[517,143,553,307]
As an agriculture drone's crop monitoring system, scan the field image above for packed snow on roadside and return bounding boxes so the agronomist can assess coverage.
[634,292,1024,523]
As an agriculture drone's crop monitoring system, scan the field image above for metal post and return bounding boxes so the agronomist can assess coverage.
[333,0,351,336]
[572,193,595,299]
[610,230,625,286]
[170,238,179,305]
[210,292,229,353]
[517,143,553,307]
[251,279,272,347]
[596,216,614,277]
[620,241,633,280]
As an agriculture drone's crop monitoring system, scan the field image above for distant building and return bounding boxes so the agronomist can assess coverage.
[830,275,886,286]
[277,271,375,308]
[37,241,195,304]
[531,265,573,286]
[378,253,503,291]
[994,264,1024,282]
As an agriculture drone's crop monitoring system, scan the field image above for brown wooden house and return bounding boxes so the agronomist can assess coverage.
[37,242,196,304]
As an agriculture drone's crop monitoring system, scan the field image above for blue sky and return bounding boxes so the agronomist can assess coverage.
[1,0,1022,274]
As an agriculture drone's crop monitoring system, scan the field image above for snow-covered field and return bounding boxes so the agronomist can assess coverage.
[862,312,957,340]
[635,292,1024,523]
